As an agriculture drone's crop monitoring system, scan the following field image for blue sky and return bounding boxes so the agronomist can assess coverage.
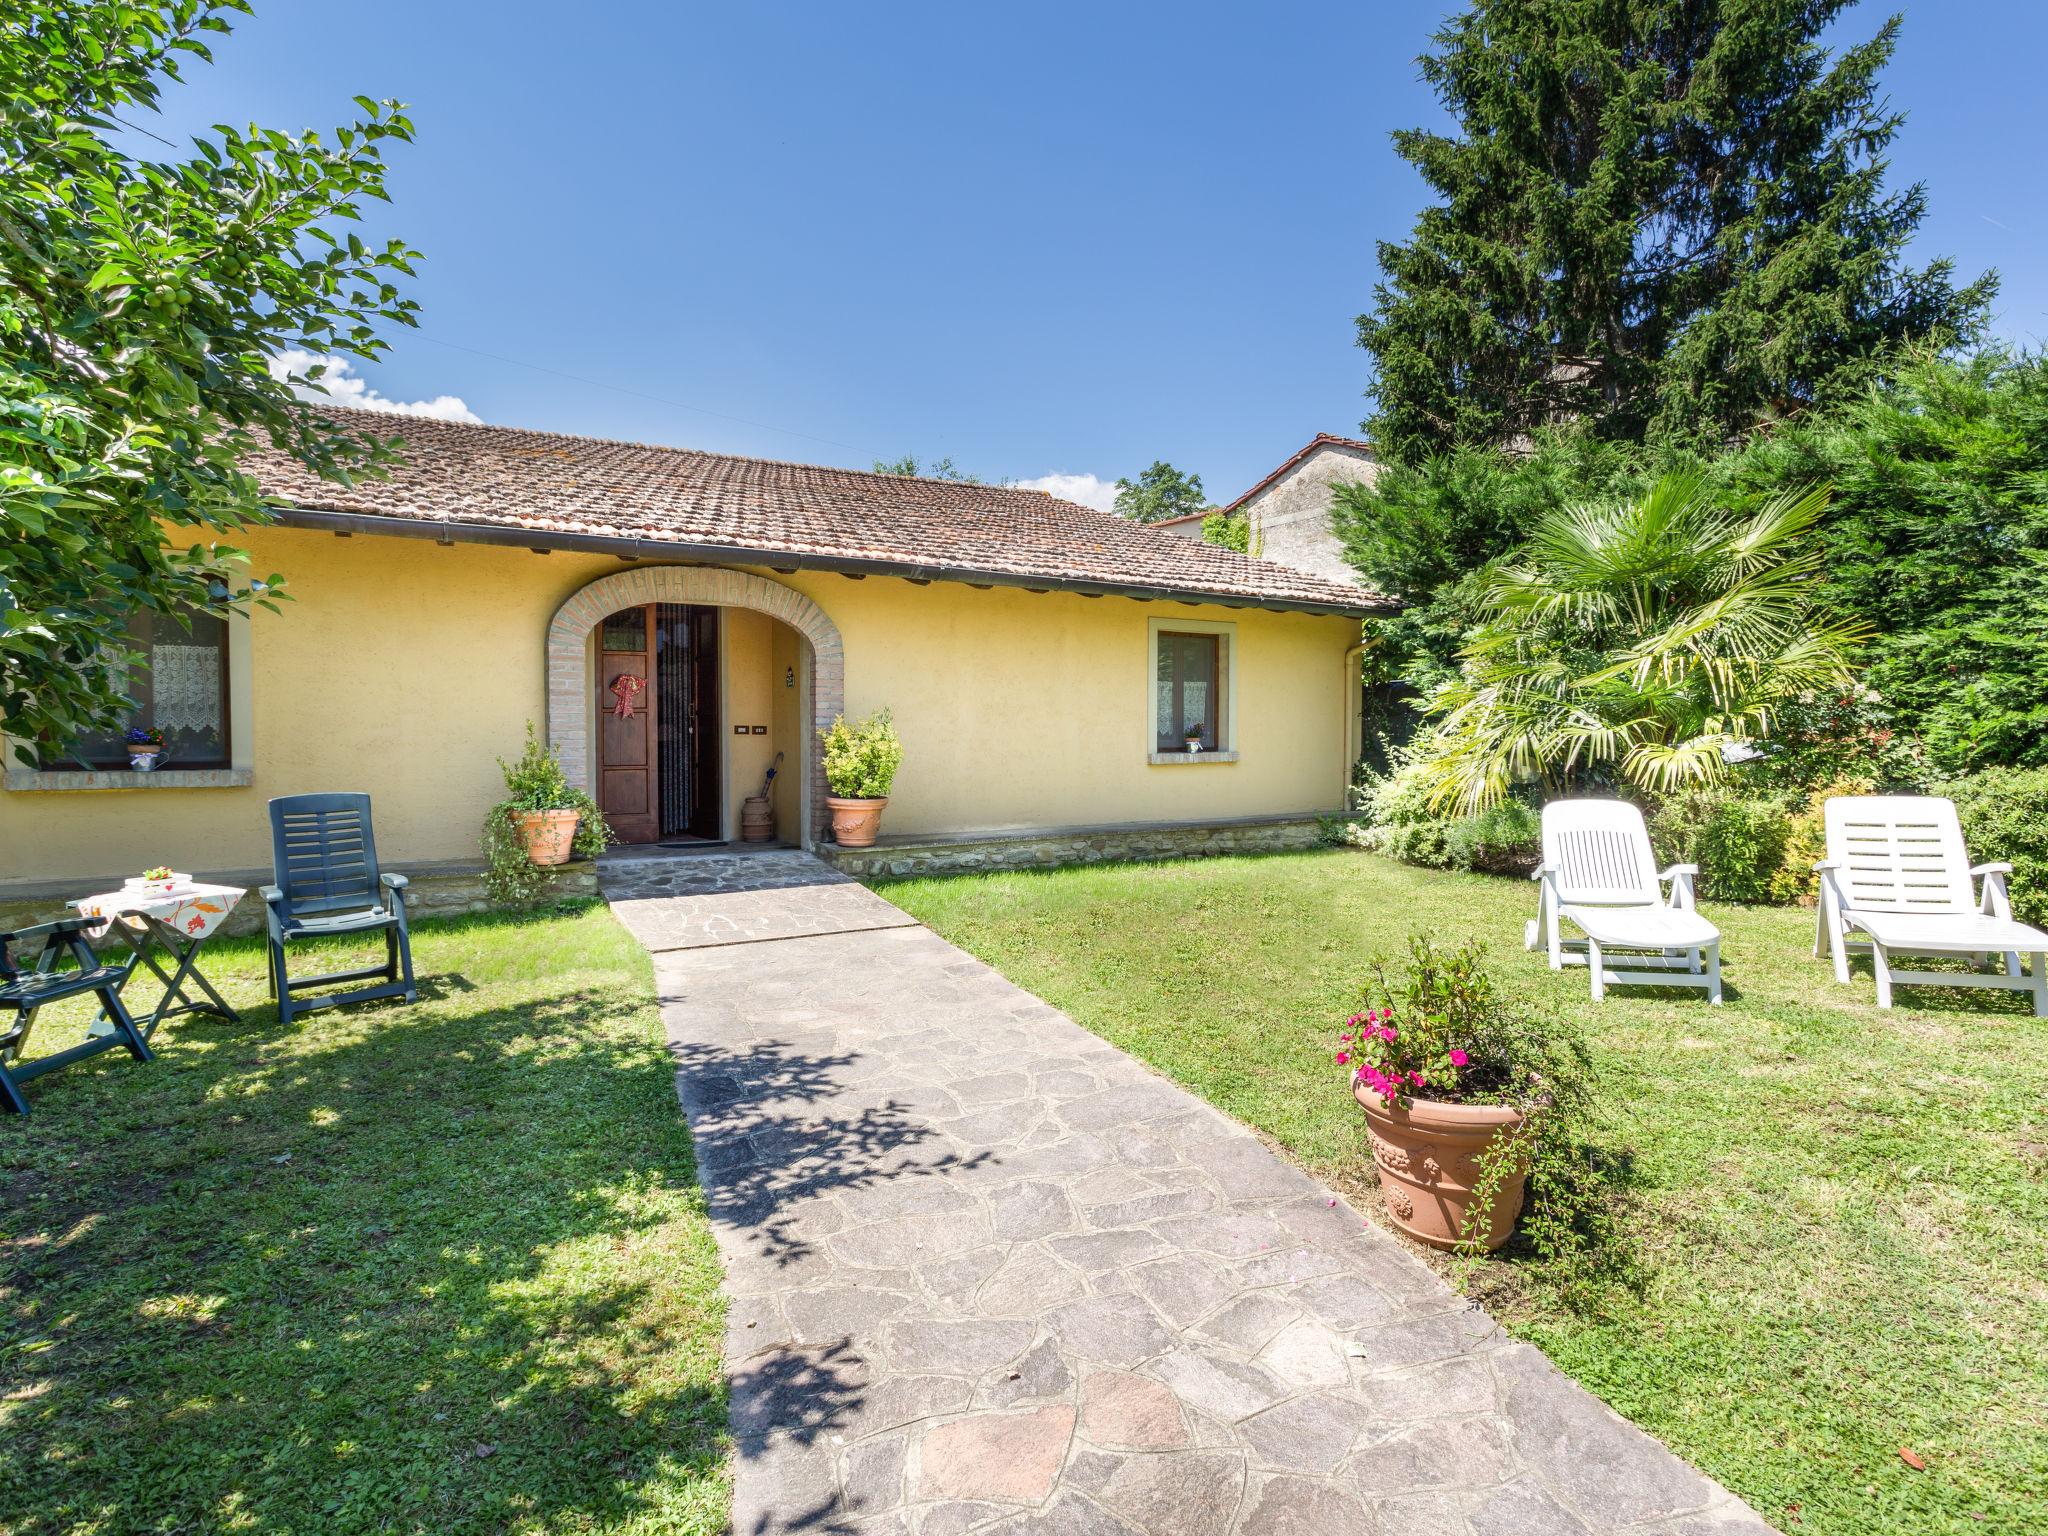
[156,1,2048,507]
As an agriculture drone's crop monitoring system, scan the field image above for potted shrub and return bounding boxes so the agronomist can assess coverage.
[820,709,903,848]
[125,726,165,771]
[1340,936,1593,1253]
[480,723,614,904]
[1183,721,1205,754]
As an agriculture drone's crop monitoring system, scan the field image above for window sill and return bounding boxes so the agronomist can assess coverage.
[1148,750,1239,766]
[4,767,252,792]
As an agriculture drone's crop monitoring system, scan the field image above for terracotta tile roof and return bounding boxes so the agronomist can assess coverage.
[1218,433,1377,516]
[251,411,1389,615]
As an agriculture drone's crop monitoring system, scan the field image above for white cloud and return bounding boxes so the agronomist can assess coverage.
[267,349,481,424]
[1013,471,1119,513]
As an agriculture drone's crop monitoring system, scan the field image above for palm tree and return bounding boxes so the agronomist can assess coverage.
[1415,473,1868,813]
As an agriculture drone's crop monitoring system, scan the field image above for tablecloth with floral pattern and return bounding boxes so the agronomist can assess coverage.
[72,882,247,941]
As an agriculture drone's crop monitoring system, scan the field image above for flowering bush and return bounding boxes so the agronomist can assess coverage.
[1337,936,1569,1111]
[1341,1006,1470,1105]
[1337,936,1633,1303]
[1743,684,1925,794]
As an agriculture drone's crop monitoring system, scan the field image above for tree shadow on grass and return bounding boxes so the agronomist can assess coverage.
[1,953,734,1535]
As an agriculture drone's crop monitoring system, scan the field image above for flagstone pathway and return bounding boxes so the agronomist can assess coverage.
[603,849,1772,1536]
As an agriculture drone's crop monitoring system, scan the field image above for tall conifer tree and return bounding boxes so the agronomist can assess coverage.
[1358,1,1993,461]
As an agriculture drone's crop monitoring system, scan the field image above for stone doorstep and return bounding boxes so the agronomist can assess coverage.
[0,859,599,939]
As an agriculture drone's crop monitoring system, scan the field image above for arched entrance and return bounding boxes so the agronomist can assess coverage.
[545,567,844,848]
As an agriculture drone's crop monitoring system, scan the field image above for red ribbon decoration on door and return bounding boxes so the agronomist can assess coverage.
[609,673,645,718]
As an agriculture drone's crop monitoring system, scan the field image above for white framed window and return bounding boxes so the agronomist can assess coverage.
[1147,617,1238,764]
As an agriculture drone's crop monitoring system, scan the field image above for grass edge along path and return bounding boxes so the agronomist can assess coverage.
[881,849,2048,1536]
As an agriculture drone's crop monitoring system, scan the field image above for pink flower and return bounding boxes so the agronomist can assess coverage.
[1335,1051,1350,1065]
[1449,1048,1469,1067]
[1409,1070,1425,1087]
[1340,1032,1353,1044]
[1381,1023,1398,1041]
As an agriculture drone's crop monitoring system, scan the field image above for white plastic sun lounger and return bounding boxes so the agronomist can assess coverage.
[1526,799,1721,1003]
[1815,795,2047,1016]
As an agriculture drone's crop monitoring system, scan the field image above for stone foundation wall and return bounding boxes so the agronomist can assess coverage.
[0,860,599,941]
[818,816,1327,880]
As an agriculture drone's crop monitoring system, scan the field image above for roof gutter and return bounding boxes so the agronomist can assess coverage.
[269,505,1389,618]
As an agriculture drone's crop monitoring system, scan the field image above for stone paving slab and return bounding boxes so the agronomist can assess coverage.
[602,849,919,953]
[620,855,1774,1536]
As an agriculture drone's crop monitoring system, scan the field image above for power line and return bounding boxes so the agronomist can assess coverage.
[410,332,875,460]
[110,112,180,151]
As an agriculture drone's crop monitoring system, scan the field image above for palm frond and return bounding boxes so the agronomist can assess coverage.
[1408,469,1865,807]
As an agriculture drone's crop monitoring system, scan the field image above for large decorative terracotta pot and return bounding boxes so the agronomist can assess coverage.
[740,795,775,843]
[1355,1084,1529,1251]
[827,796,888,848]
[516,808,580,866]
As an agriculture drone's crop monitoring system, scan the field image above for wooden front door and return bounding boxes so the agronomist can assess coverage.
[598,606,659,843]
[597,603,723,844]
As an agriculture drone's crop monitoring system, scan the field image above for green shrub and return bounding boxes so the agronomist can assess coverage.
[1367,812,1541,876]
[1200,510,1252,553]
[480,722,613,907]
[1440,799,1542,875]
[1356,759,1541,874]
[1649,787,1792,904]
[1945,767,2048,927]
[819,709,904,799]
[1694,799,1791,905]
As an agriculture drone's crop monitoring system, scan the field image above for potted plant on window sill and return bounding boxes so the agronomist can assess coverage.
[125,726,166,772]
[480,723,615,905]
[1182,723,1206,755]
[821,709,904,848]
[1340,936,1598,1254]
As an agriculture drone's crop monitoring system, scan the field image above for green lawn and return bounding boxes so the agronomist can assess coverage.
[882,850,2048,1536]
[0,903,728,1536]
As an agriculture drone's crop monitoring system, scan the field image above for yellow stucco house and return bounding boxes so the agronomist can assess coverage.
[2,413,1384,907]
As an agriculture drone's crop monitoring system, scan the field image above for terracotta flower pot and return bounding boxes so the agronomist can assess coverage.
[1354,1083,1529,1251]
[826,795,887,848]
[740,795,775,843]
[516,808,580,866]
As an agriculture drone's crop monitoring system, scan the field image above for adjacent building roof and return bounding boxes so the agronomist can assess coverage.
[253,412,1387,617]
[1216,433,1376,516]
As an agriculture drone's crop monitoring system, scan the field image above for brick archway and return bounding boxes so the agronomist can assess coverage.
[546,566,844,847]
